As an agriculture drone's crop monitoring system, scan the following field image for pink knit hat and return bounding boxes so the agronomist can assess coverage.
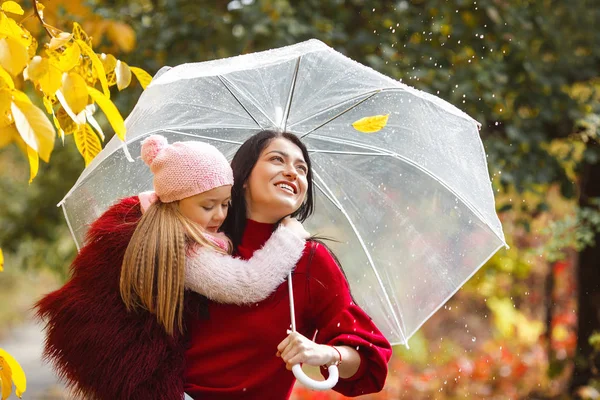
[140,135,233,203]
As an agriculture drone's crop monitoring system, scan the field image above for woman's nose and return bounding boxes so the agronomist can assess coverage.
[283,164,298,179]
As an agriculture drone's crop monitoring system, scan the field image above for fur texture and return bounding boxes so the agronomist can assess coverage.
[35,196,192,400]
[185,225,305,304]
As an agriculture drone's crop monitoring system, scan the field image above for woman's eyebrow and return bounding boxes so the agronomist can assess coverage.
[266,150,306,164]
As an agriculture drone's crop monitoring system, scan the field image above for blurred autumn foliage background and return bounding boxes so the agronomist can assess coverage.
[0,0,599,399]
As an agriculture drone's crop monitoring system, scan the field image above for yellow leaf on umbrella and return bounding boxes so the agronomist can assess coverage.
[0,37,28,76]
[62,72,89,114]
[87,86,125,141]
[0,248,3,271]
[115,60,131,91]
[130,66,152,90]
[0,348,27,398]
[73,123,101,166]
[1,1,24,15]
[11,99,56,163]
[352,114,389,133]
[77,39,109,98]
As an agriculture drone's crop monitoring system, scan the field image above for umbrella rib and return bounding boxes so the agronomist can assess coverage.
[312,170,408,343]
[217,75,265,129]
[299,91,380,139]
[282,56,302,131]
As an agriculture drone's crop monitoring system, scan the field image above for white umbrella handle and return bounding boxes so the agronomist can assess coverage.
[292,364,339,391]
[288,273,339,391]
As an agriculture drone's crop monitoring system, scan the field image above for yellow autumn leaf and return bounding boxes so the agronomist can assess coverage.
[76,39,109,98]
[0,348,27,398]
[37,59,62,96]
[130,66,152,90]
[0,123,18,149]
[56,42,81,72]
[71,22,89,42]
[11,99,56,163]
[1,1,24,15]
[25,142,39,183]
[62,72,88,114]
[74,124,101,166]
[10,90,31,105]
[115,60,131,91]
[56,107,76,136]
[0,356,11,400]
[0,248,3,271]
[48,32,73,51]
[106,21,136,53]
[24,55,47,81]
[87,86,125,141]
[351,114,390,133]
[0,89,11,127]
[57,43,81,72]
[0,13,29,48]
[0,65,14,89]
[100,53,117,74]
[0,37,28,76]
[42,95,54,114]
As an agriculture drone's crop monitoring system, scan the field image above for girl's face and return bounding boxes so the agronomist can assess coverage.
[178,185,232,233]
[244,138,308,223]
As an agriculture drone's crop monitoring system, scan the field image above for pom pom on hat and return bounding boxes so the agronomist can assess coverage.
[141,135,169,166]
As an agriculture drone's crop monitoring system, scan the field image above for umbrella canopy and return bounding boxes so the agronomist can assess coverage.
[60,39,506,347]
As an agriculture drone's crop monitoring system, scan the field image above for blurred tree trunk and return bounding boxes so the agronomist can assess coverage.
[572,152,600,390]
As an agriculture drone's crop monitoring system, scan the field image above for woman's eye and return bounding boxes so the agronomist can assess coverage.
[202,206,214,211]
[221,203,229,208]
[270,156,284,163]
[297,165,308,173]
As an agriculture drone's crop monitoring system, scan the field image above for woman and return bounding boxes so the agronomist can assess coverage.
[184,130,392,399]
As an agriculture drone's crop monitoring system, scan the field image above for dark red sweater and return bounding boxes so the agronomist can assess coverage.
[184,219,392,399]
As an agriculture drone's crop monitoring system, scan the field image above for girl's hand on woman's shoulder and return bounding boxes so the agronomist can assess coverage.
[275,331,338,370]
[281,217,310,239]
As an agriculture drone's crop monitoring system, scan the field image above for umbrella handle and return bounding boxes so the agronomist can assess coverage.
[292,364,339,391]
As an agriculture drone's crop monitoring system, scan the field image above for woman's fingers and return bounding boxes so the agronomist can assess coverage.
[276,332,335,369]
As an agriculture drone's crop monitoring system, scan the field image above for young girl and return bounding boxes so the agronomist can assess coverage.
[36,135,308,399]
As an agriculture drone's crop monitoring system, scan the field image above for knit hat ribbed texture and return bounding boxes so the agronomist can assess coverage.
[140,135,233,203]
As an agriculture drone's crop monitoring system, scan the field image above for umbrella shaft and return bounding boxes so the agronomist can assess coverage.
[288,273,297,333]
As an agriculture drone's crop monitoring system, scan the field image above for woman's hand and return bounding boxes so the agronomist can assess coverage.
[281,217,310,239]
[276,331,338,370]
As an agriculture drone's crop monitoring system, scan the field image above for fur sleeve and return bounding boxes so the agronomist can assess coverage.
[185,225,305,304]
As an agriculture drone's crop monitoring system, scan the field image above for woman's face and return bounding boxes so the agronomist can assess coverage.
[244,138,308,223]
[178,185,232,233]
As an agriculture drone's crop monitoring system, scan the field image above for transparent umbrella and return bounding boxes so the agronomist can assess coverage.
[59,39,506,389]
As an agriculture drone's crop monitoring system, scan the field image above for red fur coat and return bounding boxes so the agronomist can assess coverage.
[36,196,198,399]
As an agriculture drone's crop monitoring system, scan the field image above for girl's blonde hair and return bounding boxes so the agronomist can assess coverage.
[120,200,230,336]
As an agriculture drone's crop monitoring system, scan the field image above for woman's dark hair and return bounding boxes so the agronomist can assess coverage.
[222,130,315,249]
